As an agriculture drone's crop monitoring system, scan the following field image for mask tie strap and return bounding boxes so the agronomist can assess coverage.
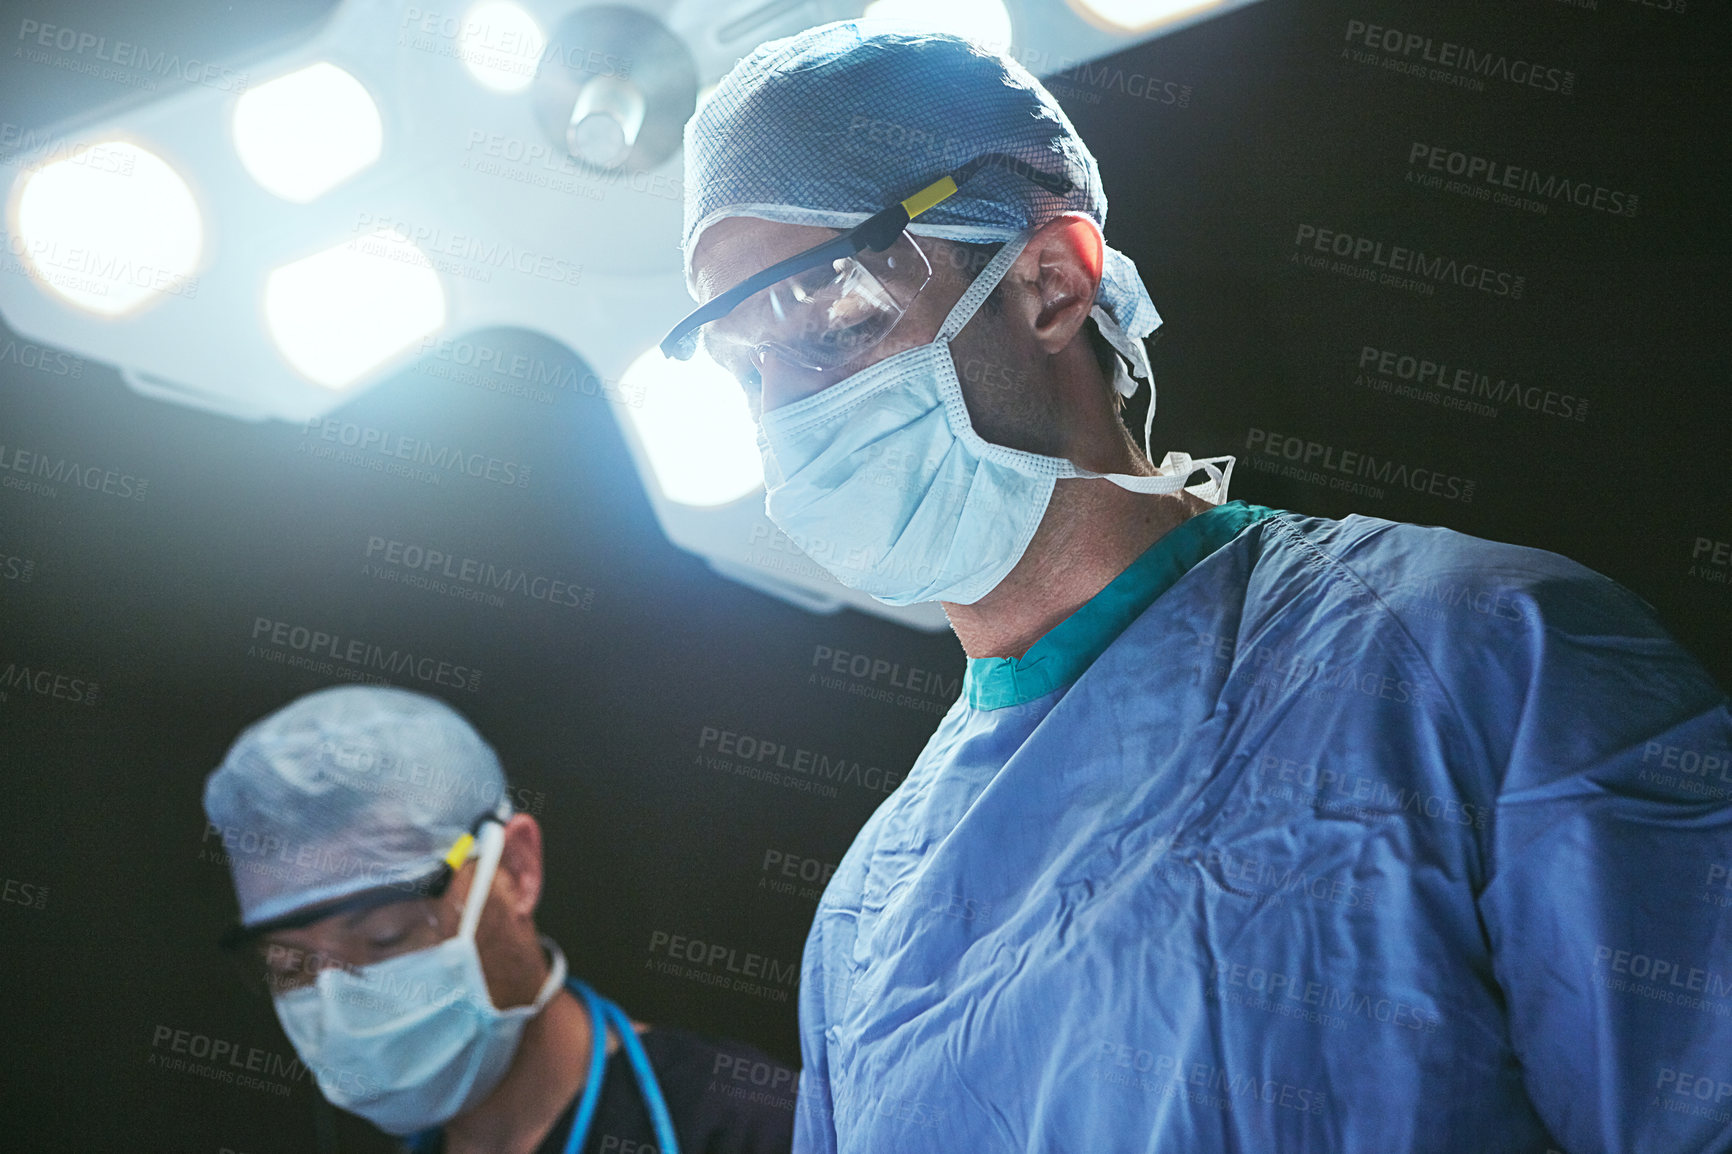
[1144,372,1158,465]
[1068,453,1237,503]
[935,226,1037,343]
[457,821,506,939]
[527,936,569,1012]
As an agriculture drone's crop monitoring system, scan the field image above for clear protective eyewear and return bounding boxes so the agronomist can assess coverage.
[220,814,498,994]
[704,229,932,373]
[661,152,1075,377]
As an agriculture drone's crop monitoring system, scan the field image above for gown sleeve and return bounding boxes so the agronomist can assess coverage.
[1467,564,1732,1153]
[792,909,841,1154]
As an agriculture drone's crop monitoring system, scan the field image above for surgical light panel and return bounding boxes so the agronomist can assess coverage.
[457,2,547,94]
[861,0,1014,49]
[1065,0,1224,34]
[11,140,203,317]
[232,62,383,202]
[620,345,764,508]
[263,230,445,389]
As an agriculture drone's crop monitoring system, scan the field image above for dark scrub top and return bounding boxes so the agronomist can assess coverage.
[403,1026,795,1154]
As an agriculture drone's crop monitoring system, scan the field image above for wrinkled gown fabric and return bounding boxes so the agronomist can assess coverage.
[794,506,1732,1154]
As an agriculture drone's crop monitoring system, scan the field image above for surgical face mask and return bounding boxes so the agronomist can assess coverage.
[755,227,1234,606]
[272,824,568,1135]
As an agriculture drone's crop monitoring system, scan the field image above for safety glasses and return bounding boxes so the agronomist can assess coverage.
[660,152,1074,374]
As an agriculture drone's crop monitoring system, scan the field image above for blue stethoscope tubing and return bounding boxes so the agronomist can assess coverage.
[562,978,681,1154]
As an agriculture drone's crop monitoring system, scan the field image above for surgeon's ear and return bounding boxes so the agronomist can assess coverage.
[494,813,545,917]
[1019,213,1105,356]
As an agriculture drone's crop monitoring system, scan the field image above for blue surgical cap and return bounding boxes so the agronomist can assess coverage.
[202,686,512,929]
[679,20,1162,397]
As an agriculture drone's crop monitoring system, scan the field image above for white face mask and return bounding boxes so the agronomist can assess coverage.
[272,824,568,1135]
[755,227,1234,607]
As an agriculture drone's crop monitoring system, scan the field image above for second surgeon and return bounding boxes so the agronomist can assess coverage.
[203,686,795,1154]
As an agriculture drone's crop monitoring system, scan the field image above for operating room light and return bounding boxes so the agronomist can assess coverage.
[1065,0,1224,33]
[861,0,1013,50]
[263,230,445,389]
[620,346,764,508]
[0,0,1256,625]
[11,140,203,317]
[232,62,383,202]
[457,2,546,94]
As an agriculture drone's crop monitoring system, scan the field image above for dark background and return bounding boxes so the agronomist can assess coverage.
[0,0,1725,1151]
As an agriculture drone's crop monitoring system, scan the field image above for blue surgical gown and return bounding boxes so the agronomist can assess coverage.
[794,502,1732,1153]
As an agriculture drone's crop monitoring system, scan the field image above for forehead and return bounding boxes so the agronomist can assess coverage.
[689,216,844,305]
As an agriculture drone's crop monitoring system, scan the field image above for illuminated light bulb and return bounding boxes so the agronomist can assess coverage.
[233,62,382,202]
[12,139,202,316]
[862,0,1014,52]
[264,230,446,389]
[457,1,546,94]
[1066,0,1224,34]
[620,344,764,507]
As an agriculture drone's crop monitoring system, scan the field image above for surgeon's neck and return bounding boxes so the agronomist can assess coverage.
[442,986,611,1154]
[942,483,1207,661]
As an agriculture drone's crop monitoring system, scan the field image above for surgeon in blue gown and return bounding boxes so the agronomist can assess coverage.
[662,21,1732,1154]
